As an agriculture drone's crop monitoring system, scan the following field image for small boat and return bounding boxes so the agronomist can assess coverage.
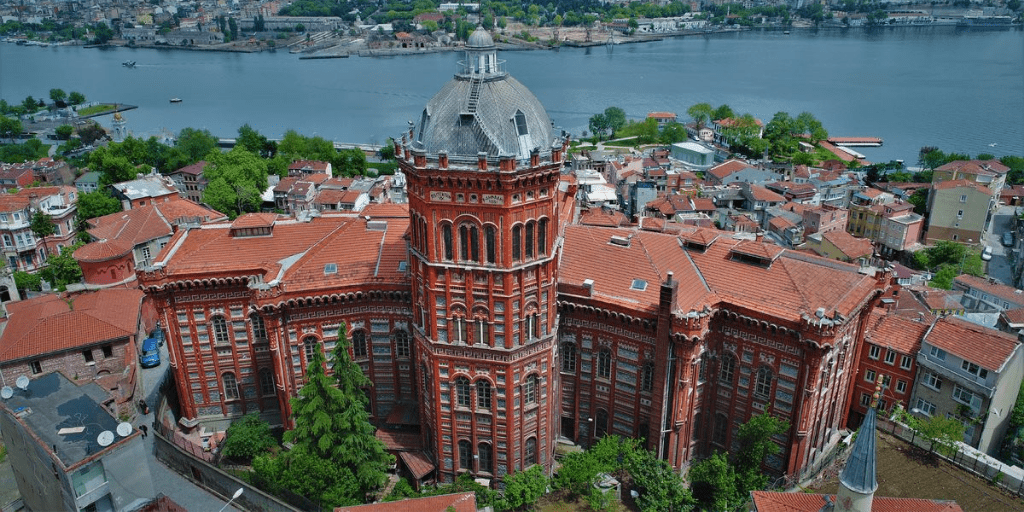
[783,30,790,35]
[122,60,136,68]
[169,98,182,103]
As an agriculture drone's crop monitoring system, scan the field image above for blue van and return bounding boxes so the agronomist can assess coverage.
[140,337,161,368]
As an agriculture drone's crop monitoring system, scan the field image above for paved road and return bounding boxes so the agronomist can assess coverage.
[985,205,1017,287]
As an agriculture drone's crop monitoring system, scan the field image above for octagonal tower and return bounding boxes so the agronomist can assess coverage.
[398,27,569,483]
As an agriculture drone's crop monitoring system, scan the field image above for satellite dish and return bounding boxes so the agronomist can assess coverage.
[97,431,114,447]
[116,422,133,437]
[15,376,29,390]
[0,387,11,399]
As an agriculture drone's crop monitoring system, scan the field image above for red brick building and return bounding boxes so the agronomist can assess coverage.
[137,28,892,485]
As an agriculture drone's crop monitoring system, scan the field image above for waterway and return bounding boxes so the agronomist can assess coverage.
[1,26,1021,163]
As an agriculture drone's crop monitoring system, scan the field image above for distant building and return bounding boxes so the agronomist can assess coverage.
[926,180,993,245]
[167,161,208,204]
[75,171,103,193]
[0,186,78,273]
[0,372,155,512]
[670,141,715,170]
[646,111,677,125]
[109,173,180,211]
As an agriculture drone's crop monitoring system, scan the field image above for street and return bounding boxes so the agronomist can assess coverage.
[984,205,1017,287]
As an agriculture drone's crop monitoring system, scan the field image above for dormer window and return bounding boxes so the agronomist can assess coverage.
[514,110,529,136]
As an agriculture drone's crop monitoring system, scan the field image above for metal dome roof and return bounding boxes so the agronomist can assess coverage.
[467,26,494,48]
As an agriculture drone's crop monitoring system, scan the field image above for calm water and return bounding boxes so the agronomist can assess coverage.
[1,26,1021,163]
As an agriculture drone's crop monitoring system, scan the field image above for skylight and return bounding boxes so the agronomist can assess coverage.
[398,261,408,272]
[630,279,648,291]
[324,263,338,275]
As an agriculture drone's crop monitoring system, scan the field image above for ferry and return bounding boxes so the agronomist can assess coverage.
[122,60,136,68]
[169,98,183,103]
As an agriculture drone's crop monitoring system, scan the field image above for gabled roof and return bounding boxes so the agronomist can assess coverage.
[925,315,1020,372]
[821,230,873,260]
[750,491,962,512]
[747,184,786,203]
[708,159,751,180]
[578,207,628,227]
[335,492,475,512]
[0,289,144,362]
[864,310,928,354]
[953,274,1024,305]
[170,160,208,176]
[935,159,1010,177]
[932,179,991,195]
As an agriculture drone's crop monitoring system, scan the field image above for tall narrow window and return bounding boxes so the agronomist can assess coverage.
[475,319,489,346]
[524,374,539,404]
[211,316,229,345]
[259,369,275,396]
[395,330,410,357]
[459,440,472,470]
[595,409,608,438]
[478,443,493,473]
[713,413,728,445]
[352,331,367,359]
[420,218,428,254]
[755,366,773,397]
[512,225,522,261]
[561,342,577,374]
[720,353,736,385]
[525,221,535,259]
[223,372,239,400]
[460,225,470,261]
[641,362,654,392]
[538,218,548,256]
[250,313,267,341]
[470,225,480,262]
[485,226,496,264]
[303,336,320,363]
[452,317,467,343]
[442,224,453,260]
[525,437,538,465]
[476,379,492,409]
[597,349,611,379]
[455,377,471,407]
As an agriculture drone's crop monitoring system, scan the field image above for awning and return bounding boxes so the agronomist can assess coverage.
[399,451,435,480]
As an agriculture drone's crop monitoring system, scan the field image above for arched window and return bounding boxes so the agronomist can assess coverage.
[478,442,493,473]
[697,354,707,382]
[455,377,471,407]
[756,366,773,398]
[641,362,654,392]
[459,440,472,470]
[394,330,410,358]
[597,348,611,379]
[442,223,453,260]
[713,413,728,445]
[420,218,428,254]
[720,353,736,385]
[470,225,479,262]
[561,342,577,374]
[523,313,538,341]
[459,225,470,261]
[525,437,538,465]
[223,372,239,400]
[525,221,535,259]
[352,330,367,359]
[259,369,275,396]
[512,225,522,261]
[451,316,467,344]
[537,218,548,256]
[211,316,229,345]
[476,379,492,409]
[474,319,489,346]
[250,313,267,341]
[595,409,608,438]
[524,374,539,404]
[485,225,496,264]
[303,336,320,363]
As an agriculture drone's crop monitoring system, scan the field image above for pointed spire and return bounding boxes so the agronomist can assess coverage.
[836,378,881,512]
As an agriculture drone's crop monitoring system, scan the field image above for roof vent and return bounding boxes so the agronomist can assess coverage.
[609,235,630,247]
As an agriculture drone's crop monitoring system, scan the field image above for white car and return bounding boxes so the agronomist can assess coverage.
[982,245,993,261]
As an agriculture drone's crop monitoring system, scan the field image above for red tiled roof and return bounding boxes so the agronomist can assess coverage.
[273,177,299,193]
[916,289,963,312]
[926,316,1020,372]
[769,216,796,230]
[932,179,991,195]
[335,492,474,512]
[864,310,928,354]
[316,188,349,204]
[231,213,278,229]
[691,197,716,211]
[172,161,208,176]
[398,451,435,480]
[748,184,786,203]
[646,111,676,119]
[954,274,1024,305]
[822,230,873,260]
[0,289,144,362]
[1001,307,1024,326]
[578,207,628,227]
[375,429,422,451]
[750,491,962,512]
[708,159,750,180]
[935,159,1010,176]
[288,160,330,172]
[362,203,410,219]
[74,236,133,262]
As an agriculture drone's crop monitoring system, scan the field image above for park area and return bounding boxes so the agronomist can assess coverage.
[807,431,1024,511]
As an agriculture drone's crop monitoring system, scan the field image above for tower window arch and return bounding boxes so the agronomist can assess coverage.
[459,440,472,470]
[250,312,267,341]
[641,362,654,392]
[485,225,496,264]
[476,379,492,409]
[455,377,471,407]
[303,336,320,363]
[442,223,453,261]
[537,218,548,256]
[514,110,529,136]
[720,353,737,385]
[597,348,612,379]
[512,224,522,261]
[525,221,535,259]
[259,369,275,396]
[394,329,410,358]
[561,342,577,374]
[223,372,239,400]
[525,437,538,465]
[524,374,540,404]
[595,409,609,438]
[352,330,367,359]
[211,315,229,345]
[756,366,774,398]
[478,442,493,473]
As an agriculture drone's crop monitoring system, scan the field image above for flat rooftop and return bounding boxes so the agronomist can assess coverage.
[0,372,127,468]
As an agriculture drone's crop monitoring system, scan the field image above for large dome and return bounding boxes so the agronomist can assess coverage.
[410,27,554,161]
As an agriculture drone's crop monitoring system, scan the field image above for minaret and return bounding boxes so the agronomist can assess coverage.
[399,26,569,482]
[836,378,881,512]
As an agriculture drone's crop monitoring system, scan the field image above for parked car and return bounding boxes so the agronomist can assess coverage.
[140,337,161,368]
[982,245,993,261]
[1003,231,1015,247]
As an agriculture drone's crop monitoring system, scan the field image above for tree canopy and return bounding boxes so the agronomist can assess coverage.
[202,146,270,218]
[221,413,276,462]
[76,190,122,226]
[40,241,85,291]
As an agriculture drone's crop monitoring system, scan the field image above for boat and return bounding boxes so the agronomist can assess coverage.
[169,98,182,103]
[122,60,136,68]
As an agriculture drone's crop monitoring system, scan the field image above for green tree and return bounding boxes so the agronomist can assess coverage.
[49,88,67,106]
[689,452,740,512]
[222,413,276,462]
[40,242,84,291]
[733,411,789,494]
[92,22,114,44]
[254,449,362,508]
[499,465,548,511]
[54,124,74,140]
[588,113,608,141]
[0,115,22,143]
[284,323,393,497]
[68,91,86,106]
[908,188,928,215]
[379,139,395,161]
[176,127,219,164]
[659,122,688,144]
[895,408,965,457]
[22,96,38,113]
[78,123,107,145]
[30,210,55,240]
[76,190,122,226]
[202,146,270,217]
[237,124,276,158]
[1000,155,1024,186]
[13,271,41,296]
[602,107,627,137]
[687,102,714,130]
[624,445,693,512]
[712,104,735,121]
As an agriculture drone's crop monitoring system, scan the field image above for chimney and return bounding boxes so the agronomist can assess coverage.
[582,279,594,297]
[530,148,539,167]
[478,152,488,171]
[438,151,448,170]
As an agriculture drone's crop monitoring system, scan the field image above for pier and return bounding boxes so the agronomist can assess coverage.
[827,136,883,147]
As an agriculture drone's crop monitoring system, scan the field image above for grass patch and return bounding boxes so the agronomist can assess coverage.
[76,104,114,116]
[367,161,397,176]
[603,137,639,148]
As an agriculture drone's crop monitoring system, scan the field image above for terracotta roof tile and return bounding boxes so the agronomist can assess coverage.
[932,179,990,194]
[925,316,1019,372]
[375,429,422,451]
[0,289,144,362]
[1001,307,1024,326]
[231,213,278,229]
[172,161,208,176]
[822,230,873,260]
[578,207,628,227]
[954,274,1024,305]
[864,310,928,354]
[935,159,1010,176]
[335,492,474,512]
[748,184,787,203]
[708,159,750,180]
[362,203,410,219]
